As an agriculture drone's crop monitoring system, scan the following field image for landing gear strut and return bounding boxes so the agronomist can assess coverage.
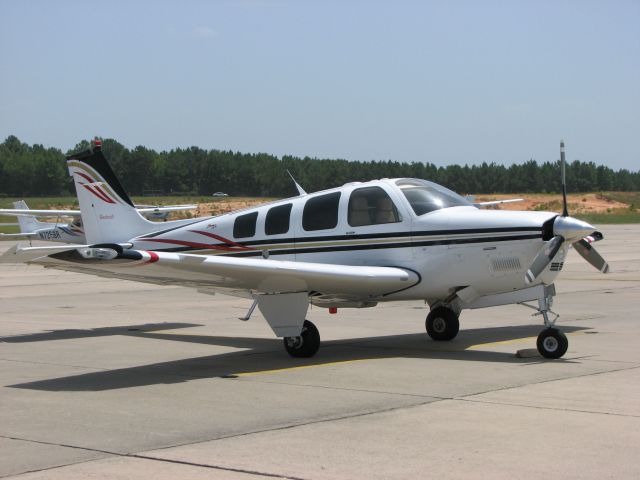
[283,320,320,358]
[426,306,459,341]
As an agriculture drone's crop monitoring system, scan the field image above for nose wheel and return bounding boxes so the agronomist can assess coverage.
[426,306,459,341]
[523,292,569,359]
[283,320,320,358]
[536,328,568,359]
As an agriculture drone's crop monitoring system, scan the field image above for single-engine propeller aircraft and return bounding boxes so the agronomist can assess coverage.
[1,141,610,359]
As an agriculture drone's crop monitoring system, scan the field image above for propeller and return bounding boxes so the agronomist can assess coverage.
[524,141,611,284]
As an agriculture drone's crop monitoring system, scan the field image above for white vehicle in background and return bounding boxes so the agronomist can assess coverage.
[212,192,229,197]
[2,141,609,360]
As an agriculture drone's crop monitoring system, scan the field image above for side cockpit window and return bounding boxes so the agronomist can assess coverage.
[233,211,258,238]
[265,204,292,235]
[303,192,341,231]
[348,186,400,227]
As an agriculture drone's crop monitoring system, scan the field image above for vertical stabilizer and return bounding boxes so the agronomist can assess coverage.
[13,201,50,233]
[67,141,190,244]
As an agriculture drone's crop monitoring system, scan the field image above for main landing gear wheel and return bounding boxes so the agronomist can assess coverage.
[426,307,459,341]
[284,320,320,358]
[536,328,568,359]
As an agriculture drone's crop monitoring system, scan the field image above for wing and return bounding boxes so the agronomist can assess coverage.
[0,209,81,217]
[474,198,524,207]
[0,233,38,239]
[6,245,420,299]
[134,204,198,213]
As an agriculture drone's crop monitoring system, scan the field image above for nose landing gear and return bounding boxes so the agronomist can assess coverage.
[523,294,569,359]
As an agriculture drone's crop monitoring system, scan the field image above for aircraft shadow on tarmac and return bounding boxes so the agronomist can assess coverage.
[3,322,590,392]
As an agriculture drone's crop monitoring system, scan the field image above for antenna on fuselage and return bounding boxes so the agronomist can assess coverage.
[287,170,307,196]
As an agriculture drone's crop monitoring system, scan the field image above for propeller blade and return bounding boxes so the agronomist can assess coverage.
[560,140,568,216]
[573,239,610,273]
[525,235,564,284]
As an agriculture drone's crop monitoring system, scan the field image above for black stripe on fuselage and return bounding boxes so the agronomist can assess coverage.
[237,226,541,247]
[138,226,541,246]
[143,231,542,257]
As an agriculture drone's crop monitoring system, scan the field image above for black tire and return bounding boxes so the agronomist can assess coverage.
[536,328,568,359]
[426,306,460,341]
[283,320,320,358]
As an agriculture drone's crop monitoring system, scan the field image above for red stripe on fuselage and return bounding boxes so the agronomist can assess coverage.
[141,238,252,252]
[189,230,252,249]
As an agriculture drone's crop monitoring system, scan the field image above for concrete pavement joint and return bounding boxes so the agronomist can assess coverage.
[129,454,309,480]
[456,364,640,400]
[0,435,307,480]
[235,376,447,400]
[139,397,440,454]
[455,397,640,418]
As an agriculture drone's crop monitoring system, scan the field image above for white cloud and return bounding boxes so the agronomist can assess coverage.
[193,26,219,39]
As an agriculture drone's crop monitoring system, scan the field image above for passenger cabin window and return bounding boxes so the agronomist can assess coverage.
[396,179,472,216]
[233,211,258,238]
[303,192,341,231]
[265,203,292,235]
[348,187,401,227]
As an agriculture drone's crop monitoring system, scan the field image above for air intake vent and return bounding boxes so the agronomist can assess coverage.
[491,256,522,272]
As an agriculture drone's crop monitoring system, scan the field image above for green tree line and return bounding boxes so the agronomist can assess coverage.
[1,135,638,197]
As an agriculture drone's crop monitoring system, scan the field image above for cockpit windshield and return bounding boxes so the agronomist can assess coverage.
[396,179,473,216]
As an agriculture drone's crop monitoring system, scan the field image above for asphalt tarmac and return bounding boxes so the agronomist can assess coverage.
[1,225,639,479]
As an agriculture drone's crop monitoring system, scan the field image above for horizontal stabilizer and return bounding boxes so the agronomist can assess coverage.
[0,244,87,264]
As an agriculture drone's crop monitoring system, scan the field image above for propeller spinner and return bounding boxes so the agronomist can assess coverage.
[524,141,610,284]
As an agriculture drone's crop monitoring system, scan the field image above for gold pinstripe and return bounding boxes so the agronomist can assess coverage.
[68,160,125,205]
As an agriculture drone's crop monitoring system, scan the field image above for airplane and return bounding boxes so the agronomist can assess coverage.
[1,140,610,360]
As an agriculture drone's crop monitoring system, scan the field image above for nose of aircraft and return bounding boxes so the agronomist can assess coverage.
[553,216,596,242]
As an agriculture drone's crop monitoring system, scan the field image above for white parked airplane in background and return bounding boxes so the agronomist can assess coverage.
[1,141,610,360]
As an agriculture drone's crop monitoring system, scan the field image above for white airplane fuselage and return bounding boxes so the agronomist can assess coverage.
[121,179,562,305]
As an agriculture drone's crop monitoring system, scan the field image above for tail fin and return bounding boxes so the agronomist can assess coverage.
[13,201,51,233]
[67,142,194,244]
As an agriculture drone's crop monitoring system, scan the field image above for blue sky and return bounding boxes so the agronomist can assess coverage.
[1,0,638,169]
